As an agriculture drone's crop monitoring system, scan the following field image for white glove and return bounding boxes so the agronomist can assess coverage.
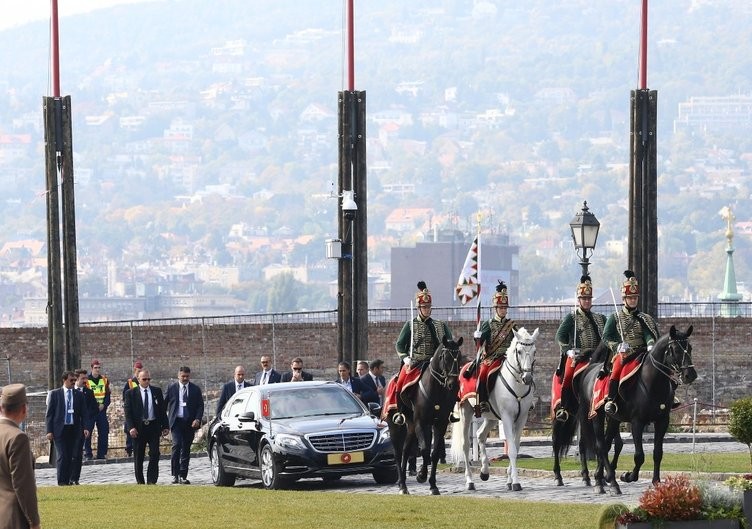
[566,349,577,358]
[647,344,654,352]
[473,330,483,340]
[617,342,630,354]
[402,356,411,365]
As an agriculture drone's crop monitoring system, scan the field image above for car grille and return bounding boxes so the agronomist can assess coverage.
[307,431,375,453]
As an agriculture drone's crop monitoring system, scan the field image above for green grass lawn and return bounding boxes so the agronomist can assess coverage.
[39,485,602,529]
[500,452,749,474]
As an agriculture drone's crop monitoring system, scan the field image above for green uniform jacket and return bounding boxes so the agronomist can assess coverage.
[555,308,606,355]
[603,306,659,354]
[395,317,452,363]
[479,316,517,360]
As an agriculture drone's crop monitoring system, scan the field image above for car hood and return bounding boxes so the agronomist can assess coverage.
[272,414,384,436]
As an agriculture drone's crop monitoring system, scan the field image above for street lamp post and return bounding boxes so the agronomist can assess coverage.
[569,201,601,276]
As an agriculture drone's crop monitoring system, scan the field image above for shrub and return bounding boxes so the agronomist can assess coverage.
[615,476,745,526]
[725,473,752,492]
[729,396,752,471]
[597,503,630,529]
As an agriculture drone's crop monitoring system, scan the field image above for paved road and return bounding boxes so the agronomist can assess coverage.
[35,433,745,504]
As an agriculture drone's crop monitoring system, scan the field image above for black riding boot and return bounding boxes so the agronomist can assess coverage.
[604,380,619,415]
[463,360,476,379]
[555,388,572,422]
[475,380,489,417]
[555,354,567,382]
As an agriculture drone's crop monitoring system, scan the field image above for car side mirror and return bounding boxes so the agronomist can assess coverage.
[367,402,381,417]
[238,411,256,422]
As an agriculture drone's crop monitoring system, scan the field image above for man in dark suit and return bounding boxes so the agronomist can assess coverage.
[254,355,282,386]
[166,366,204,485]
[45,371,91,486]
[216,365,252,414]
[124,368,169,484]
[69,369,98,485]
[359,359,387,406]
[335,361,367,402]
[280,357,314,382]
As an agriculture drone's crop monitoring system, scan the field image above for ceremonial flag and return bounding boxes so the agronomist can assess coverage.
[455,235,480,305]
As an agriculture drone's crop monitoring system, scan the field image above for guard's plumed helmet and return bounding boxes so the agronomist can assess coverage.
[415,281,432,306]
[622,270,639,297]
[577,275,593,298]
[492,281,509,307]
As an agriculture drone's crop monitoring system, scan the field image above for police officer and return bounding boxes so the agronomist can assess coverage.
[602,270,659,415]
[554,275,606,421]
[85,358,111,460]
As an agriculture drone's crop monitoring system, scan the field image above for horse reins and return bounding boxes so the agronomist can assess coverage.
[496,340,536,423]
[418,346,460,400]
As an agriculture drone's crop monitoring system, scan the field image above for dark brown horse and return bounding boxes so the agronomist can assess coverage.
[386,335,462,495]
[561,325,697,493]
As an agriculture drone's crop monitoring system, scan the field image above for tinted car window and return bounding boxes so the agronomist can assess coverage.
[271,385,363,419]
[224,393,247,419]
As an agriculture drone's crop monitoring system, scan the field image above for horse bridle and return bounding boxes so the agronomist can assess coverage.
[429,345,461,388]
[503,339,536,383]
[649,338,693,384]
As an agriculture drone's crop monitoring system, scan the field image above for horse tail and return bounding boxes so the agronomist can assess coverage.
[552,412,578,459]
[450,404,466,464]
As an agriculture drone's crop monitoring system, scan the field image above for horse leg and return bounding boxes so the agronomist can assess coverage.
[592,414,611,494]
[577,429,592,487]
[610,429,624,474]
[457,403,476,490]
[414,421,431,484]
[508,415,527,491]
[428,421,447,495]
[651,415,669,484]
[476,418,493,482]
[552,420,564,486]
[621,421,645,483]
[602,417,622,495]
[390,423,409,495]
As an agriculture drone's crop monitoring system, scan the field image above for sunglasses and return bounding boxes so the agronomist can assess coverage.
[141,378,151,381]
[292,368,302,371]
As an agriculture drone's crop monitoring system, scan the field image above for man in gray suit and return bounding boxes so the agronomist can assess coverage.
[0,384,40,529]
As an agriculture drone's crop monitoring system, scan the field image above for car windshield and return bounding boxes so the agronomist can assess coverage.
[270,385,363,419]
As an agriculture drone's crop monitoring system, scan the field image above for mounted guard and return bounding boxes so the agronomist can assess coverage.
[552,275,606,422]
[382,281,454,425]
[461,281,517,417]
[601,270,659,416]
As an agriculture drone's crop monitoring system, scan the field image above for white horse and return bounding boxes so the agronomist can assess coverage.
[451,327,539,491]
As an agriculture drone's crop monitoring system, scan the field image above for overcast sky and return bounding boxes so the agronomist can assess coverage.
[1,0,159,31]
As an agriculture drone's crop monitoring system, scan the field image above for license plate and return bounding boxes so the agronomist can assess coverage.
[326,451,364,465]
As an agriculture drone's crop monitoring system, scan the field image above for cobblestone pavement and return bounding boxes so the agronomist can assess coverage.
[35,433,745,505]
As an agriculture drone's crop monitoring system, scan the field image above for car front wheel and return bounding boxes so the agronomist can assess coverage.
[373,466,398,484]
[211,443,236,487]
[260,443,285,490]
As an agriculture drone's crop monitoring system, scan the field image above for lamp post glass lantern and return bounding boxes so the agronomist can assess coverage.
[569,201,600,276]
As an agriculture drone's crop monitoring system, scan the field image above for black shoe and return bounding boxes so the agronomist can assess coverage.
[604,400,618,416]
[172,476,179,484]
[554,408,569,423]
[479,402,490,414]
[672,397,681,409]
[125,449,133,457]
[596,368,608,380]
[180,477,191,485]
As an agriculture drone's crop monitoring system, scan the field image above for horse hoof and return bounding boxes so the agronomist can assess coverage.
[431,488,440,495]
[399,488,409,495]
[512,483,522,491]
[480,472,489,482]
[583,477,592,487]
[555,477,564,487]
[506,483,512,491]
[467,483,475,491]
[620,472,634,483]
[416,472,427,484]
[594,485,605,494]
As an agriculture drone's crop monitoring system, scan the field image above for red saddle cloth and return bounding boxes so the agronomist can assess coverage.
[589,354,643,419]
[550,361,590,418]
[381,363,423,420]
[457,358,503,404]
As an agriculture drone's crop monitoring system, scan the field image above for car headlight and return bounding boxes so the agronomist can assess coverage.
[377,427,391,443]
[274,433,305,450]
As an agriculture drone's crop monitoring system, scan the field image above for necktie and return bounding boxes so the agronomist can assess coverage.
[261,372,268,385]
[182,384,188,403]
[65,389,73,425]
[143,389,150,420]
